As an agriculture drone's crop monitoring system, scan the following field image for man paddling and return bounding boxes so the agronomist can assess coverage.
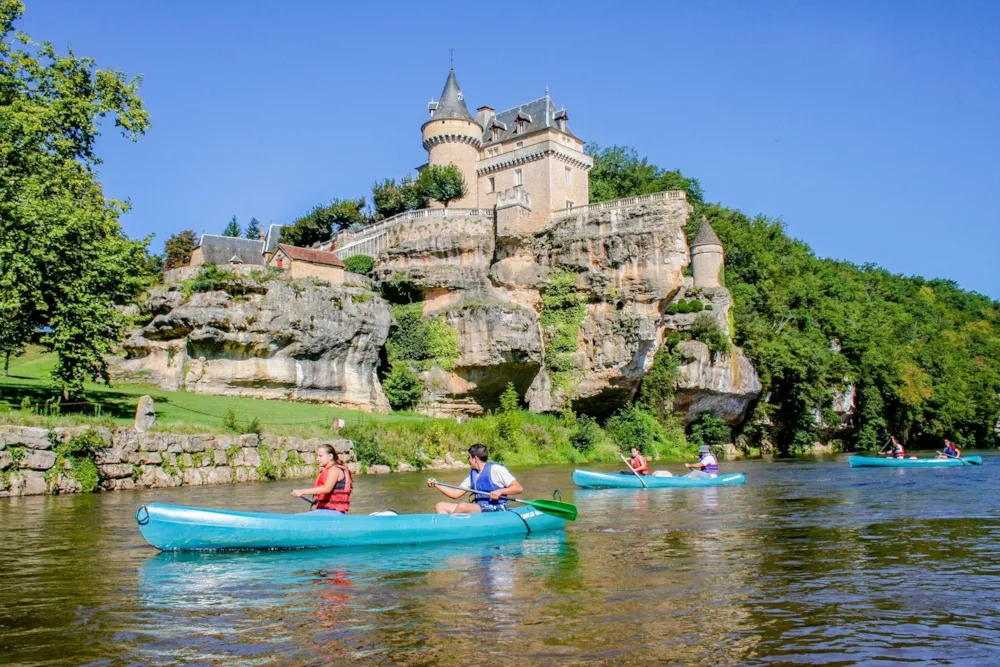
[936,439,962,459]
[292,444,352,514]
[685,445,719,478]
[427,444,523,514]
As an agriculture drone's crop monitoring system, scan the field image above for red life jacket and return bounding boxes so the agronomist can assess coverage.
[631,456,648,475]
[314,463,351,513]
[893,443,905,459]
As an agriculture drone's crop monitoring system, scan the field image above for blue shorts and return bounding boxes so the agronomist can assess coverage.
[477,503,508,513]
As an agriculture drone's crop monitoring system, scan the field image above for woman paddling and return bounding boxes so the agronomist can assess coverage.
[624,447,648,475]
[291,444,352,514]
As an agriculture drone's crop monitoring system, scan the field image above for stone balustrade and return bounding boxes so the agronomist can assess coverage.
[331,207,494,260]
[551,190,687,218]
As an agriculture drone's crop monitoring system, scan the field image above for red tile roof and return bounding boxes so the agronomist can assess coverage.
[276,244,345,268]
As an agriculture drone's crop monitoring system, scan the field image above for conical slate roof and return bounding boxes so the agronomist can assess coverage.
[430,69,476,124]
[691,218,722,248]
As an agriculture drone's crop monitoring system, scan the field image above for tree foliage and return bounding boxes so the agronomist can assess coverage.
[222,215,241,238]
[590,145,1000,453]
[586,144,704,206]
[372,176,427,220]
[281,197,367,247]
[0,1,154,397]
[245,217,261,240]
[382,361,423,411]
[164,230,197,270]
[343,254,375,276]
[416,164,467,208]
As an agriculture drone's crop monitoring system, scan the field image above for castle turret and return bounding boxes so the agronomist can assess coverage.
[691,218,724,288]
[421,69,481,208]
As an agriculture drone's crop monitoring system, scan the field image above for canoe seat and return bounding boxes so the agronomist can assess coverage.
[651,470,673,477]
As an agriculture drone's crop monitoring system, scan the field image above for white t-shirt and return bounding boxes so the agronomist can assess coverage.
[460,463,516,490]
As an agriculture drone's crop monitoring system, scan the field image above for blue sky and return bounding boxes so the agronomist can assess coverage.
[21,1,1000,298]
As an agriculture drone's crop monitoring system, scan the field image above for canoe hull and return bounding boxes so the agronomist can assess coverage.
[572,470,746,489]
[136,503,565,551]
[848,456,983,468]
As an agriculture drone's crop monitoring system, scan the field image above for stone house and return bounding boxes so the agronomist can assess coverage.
[267,244,346,283]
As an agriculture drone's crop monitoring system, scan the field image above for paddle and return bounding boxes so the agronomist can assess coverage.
[619,453,648,488]
[430,481,578,521]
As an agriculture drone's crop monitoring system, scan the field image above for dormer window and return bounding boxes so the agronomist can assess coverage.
[491,125,502,141]
[515,118,528,134]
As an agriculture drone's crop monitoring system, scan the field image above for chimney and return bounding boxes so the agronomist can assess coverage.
[477,105,494,127]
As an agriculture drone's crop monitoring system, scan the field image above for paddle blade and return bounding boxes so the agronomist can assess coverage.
[520,498,578,521]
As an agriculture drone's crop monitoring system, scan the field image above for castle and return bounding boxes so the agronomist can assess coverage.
[421,69,592,231]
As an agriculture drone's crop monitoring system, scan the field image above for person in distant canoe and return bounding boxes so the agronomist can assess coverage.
[628,447,649,475]
[292,444,352,514]
[427,444,523,514]
[686,445,719,478]
[937,440,962,459]
[888,436,906,459]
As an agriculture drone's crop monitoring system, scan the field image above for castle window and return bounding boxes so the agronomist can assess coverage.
[515,118,528,134]
[565,167,572,184]
[488,177,495,193]
[566,200,574,210]
[516,141,524,149]
[515,169,523,186]
[491,126,501,141]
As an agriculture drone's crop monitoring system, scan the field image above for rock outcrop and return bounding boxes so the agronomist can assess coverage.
[110,275,392,411]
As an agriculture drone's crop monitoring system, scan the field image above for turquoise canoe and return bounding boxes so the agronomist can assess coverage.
[572,469,746,489]
[849,455,983,468]
[135,503,565,551]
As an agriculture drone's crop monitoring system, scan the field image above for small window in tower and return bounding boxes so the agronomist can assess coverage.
[565,167,572,184]
[488,177,495,193]
[516,141,524,149]
[566,200,574,210]
[515,169,523,186]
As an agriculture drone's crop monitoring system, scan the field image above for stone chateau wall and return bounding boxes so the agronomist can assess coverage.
[0,425,355,498]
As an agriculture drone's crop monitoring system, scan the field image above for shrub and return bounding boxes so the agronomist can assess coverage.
[690,312,731,357]
[387,303,458,370]
[605,403,688,459]
[570,415,600,452]
[540,271,586,388]
[343,254,375,276]
[52,429,108,493]
[688,412,731,448]
[181,263,239,298]
[382,361,424,410]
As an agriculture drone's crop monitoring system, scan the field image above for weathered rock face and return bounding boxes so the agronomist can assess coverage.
[372,196,762,421]
[110,277,392,411]
[673,340,762,425]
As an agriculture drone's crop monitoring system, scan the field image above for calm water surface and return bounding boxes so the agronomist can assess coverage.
[2,453,999,665]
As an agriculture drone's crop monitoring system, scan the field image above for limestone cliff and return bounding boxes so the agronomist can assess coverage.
[370,196,762,423]
[113,194,762,424]
[110,273,391,411]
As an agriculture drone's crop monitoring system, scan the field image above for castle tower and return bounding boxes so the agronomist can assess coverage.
[691,218,724,288]
[421,69,481,208]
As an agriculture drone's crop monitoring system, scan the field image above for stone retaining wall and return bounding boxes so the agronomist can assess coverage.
[0,425,356,498]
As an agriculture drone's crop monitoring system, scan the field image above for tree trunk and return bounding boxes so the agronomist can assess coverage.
[2,351,9,376]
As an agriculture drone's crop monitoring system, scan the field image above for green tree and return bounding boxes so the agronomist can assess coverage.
[222,215,241,237]
[0,0,154,397]
[163,230,197,270]
[416,164,467,208]
[688,413,731,448]
[245,217,261,239]
[373,176,427,220]
[690,312,732,358]
[281,197,368,247]
[382,361,423,411]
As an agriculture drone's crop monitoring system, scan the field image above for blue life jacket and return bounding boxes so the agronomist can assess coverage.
[469,462,507,509]
[700,452,719,475]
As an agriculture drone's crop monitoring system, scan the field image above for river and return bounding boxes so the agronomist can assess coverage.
[2,453,999,665]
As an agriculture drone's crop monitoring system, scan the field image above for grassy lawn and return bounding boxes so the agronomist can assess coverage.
[0,346,434,436]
